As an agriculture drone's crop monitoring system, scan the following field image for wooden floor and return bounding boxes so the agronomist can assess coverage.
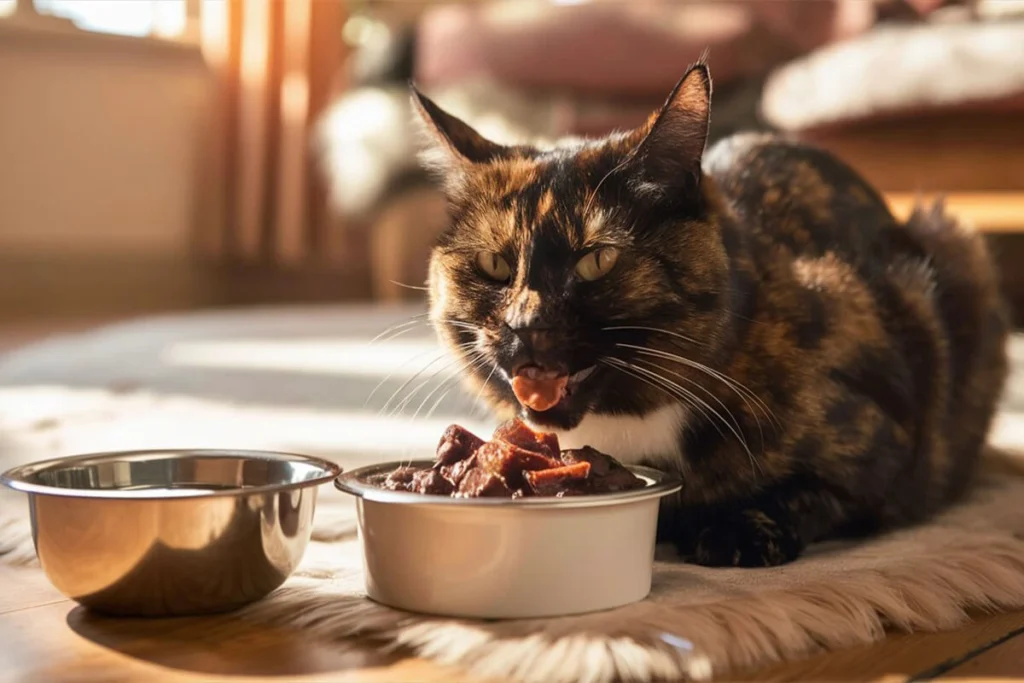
[2,557,1023,682]
[3,321,1024,682]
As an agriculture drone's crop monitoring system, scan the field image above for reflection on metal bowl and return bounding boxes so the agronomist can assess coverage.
[1,449,341,617]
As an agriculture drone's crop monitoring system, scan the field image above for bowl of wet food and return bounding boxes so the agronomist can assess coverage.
[0,449,341,617]
[334,419,682,619]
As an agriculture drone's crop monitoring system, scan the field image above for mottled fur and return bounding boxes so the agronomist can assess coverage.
[415,61,1010,567]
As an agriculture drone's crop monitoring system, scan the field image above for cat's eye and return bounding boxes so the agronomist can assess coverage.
[575,247,620,281]
[476,251,512,283]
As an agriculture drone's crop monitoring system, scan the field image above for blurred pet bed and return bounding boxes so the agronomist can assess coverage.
[761,12,1024,133]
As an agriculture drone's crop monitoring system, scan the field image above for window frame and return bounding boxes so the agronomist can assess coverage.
[0,0,203,54]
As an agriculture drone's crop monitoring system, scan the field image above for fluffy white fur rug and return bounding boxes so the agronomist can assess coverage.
[228,464,1024,682]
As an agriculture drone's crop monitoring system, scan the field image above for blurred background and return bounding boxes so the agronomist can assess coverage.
[3,4,1024,673]
[1,0,1024,336]
[4,7,1024,681]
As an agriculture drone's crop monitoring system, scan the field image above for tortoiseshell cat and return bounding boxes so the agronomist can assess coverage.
[414,60,1010,567]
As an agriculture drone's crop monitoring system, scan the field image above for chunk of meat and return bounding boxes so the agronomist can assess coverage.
[524,462,591,496]
[456,467,512,497]
[410,469,454,495]
[511,373,568,412]
[560,447,646,493]
[475,440,561,489]
[378,466,417,492]
[439,453,478,488]
[434,424,485,467]
[559,446,614,475]
[492,418,560,457]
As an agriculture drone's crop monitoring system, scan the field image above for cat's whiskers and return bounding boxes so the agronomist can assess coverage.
[470,357,499,414]
[364,340,443,408]
[431,318,502,418]
[602,356,763,479]
[603,356,722,438]
[602,326,767,421]
[388,279,430,292]
[406,354,490,471]
[424,363,480,423]
[598,357,673,402]
[657,378,763,480]
[368,314,430,345]
[424,390,453,422]
[364,315,439,407]
[610,356,757,462]
[388,346,482,419]
[631,351,767,453]
[369,318,487,421]
[596,358,727,451]
[439,319,490,347]
[631,355,747,443]
[437,318,483,332]
[377,352,450,416]
[389,358,458,418]
[616,342,779,431]
[410,350,489,423]
[583,153,636,218]
[443,322,479,334]
[602,325,704,348]
[377,341,475,417]
[673,351,778,433]
[390,352,480,469]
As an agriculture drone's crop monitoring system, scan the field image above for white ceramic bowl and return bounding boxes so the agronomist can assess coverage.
[334,460,682,619]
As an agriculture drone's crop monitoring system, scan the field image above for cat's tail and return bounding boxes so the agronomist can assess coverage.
[902,197,1008,330]
[902,198,1011,497]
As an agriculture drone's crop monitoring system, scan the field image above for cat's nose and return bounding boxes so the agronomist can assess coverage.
[509,327,568,374]
[514,327,557,354]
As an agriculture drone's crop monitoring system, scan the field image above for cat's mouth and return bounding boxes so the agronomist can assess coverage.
[510,365,597,413]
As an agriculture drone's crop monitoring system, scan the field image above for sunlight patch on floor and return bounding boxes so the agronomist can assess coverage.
[990,411,1024,455]
[160,338,457,380]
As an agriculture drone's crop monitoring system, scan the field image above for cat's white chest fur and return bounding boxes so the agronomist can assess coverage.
[534,403,687,468]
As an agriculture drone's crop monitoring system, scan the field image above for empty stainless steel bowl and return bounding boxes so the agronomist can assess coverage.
[1,449,341,617]
[335,460,683,619]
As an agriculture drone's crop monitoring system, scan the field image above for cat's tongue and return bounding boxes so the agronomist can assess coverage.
[511,367,569,412]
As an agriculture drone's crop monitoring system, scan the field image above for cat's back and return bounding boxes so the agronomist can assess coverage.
[703,132,901,263]
[705,132,1009,508]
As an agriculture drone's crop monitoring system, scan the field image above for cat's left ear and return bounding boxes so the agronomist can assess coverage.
[628,61,712,199]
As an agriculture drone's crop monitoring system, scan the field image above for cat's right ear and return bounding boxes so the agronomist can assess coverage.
[410,84,508,196]
[626,61,712,202]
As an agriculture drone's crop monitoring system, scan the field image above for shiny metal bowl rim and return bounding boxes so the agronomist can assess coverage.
[0,448,343,500]
[334,460,682,509]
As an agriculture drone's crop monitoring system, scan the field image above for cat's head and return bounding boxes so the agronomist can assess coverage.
[417,62,732,431]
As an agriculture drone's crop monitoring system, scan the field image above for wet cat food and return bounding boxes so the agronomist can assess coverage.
[371,420,645,498]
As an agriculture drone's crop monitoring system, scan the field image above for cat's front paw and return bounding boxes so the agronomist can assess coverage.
[690,508,803,568]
